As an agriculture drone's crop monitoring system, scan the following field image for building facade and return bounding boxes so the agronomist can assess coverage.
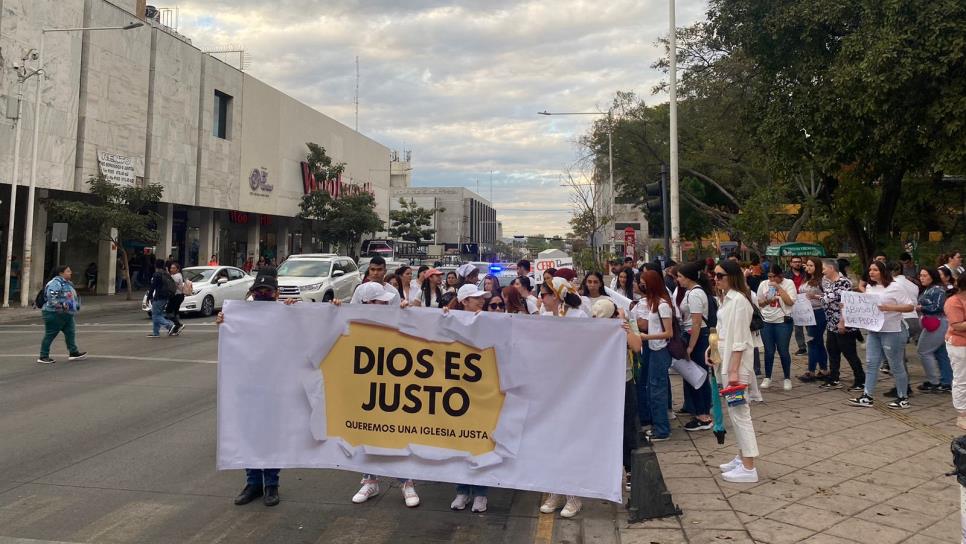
[389,187,497,258]
[0,0,403,302]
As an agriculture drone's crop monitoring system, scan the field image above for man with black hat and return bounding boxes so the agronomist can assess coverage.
[216,267,296,507]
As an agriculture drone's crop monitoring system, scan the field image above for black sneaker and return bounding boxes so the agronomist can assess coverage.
[888,398,910,410]
[885,387,913,398]
[880,366,891,374]
[684,418,713,432]
[170,323,185,336]
[263,485,280,507]
[234,484,263,505]
[68,351,87,361]
[848,394,874,407]
[36,357,55,364]
[820,381,842,389]
[939,384,952,394]
[917,382,939,393]
[795,348,808,356]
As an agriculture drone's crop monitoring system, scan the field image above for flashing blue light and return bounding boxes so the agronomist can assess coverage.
[489,265,503,273]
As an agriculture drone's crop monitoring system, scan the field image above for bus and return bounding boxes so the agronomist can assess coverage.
[360,239,422,263]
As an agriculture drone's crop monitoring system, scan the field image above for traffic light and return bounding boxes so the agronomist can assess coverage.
[645,180,663,216]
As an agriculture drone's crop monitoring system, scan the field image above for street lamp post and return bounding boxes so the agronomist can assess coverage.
[668,0,681,261]
[19,21,143,307]
[537,110,614,253]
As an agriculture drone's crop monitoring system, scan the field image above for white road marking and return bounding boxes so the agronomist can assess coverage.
[0,330,217,334]
[0,354,217,365]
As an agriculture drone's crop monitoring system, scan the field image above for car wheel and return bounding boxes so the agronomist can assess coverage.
[322,291,334,302]
[200,295,215,317]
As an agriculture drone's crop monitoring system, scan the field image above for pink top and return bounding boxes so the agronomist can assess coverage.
[945,294,966,347]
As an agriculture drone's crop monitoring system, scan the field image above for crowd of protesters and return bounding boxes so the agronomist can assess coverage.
[199,248,966,514]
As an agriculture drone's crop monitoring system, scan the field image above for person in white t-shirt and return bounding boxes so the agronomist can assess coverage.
[675,262,714,431]
[755,264,797,390]
[848,261,916,409]
[510,276,539,314]
[579,271,610,316]
[635,269,676,443]
[349,256,400,306]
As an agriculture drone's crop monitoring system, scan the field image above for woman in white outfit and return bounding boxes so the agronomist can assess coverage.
[709,260,761,483]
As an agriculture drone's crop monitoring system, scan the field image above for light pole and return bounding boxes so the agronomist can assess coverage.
[668,0,681,261]
[537,110,614,253]
[19,21,143,307]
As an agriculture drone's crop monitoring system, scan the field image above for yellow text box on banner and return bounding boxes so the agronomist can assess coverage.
[320,322,505,456]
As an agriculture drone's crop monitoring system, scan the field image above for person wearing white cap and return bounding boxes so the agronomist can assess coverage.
[351,279,420,507]
[349,256,400,305]
[456,283,488,312]
[456,263,480,288]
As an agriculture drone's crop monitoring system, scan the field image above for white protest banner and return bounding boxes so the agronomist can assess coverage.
[217,302,626,502]
[533,258,573,284]
[841,291,884,331]
[791,294,816,326]
[97,150,144,186]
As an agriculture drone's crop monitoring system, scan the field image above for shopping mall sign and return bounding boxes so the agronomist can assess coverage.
[248,167,273,197]
[300,162,374,198]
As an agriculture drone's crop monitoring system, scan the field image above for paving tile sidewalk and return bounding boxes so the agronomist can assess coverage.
[0,290,146,324]
[619,350,963,544]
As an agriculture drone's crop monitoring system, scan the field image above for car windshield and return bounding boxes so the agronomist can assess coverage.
[183,268,216,282]
[277,260,331,277]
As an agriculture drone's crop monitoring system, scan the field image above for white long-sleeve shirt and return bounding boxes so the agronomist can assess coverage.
[716,289,756,377]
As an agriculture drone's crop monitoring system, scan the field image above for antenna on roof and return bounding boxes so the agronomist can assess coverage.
[355,56,360,132]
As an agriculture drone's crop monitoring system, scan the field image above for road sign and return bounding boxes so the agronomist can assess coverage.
[51,223,68,243]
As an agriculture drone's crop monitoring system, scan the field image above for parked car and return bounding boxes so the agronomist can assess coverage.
[277,254,361,302]
[141,265,255,318]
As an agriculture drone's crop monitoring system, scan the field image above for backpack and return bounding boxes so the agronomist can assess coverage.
[156,272,177,299]
[35,287,47,309]
[687,287,718,328]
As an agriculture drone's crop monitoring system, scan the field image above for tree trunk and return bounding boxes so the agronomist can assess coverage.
[118,245,134,301]
[874,170,905,243]
[785,207,810,243]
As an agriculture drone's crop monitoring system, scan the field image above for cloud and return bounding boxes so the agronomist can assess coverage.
[176,0,709,235]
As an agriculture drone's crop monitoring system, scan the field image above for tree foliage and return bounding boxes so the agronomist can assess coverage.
[47,174,163,300]
[389,198,443,242]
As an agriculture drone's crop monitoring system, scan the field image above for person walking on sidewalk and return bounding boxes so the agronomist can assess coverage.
[916,267,952,394]
[146,259,176,338]
[756,264,797,390]
[37,266,87,364]
[165,262,187,336]
[944,275,966,429]
[798,257,829,382]
[788,256,808,355]
[820,259,864,391]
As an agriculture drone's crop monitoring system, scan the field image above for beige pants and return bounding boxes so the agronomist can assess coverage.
[727,366,760,458]
[949,343,966,412]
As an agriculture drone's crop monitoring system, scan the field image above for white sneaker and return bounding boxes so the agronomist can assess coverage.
[560,496,582,518]
[401,480,420,507]
[451,493,471,510]
[760,378,771,388]
[539,493,565,514]
[722,465,759,483]
[471,495,488,512]
[719,455,742,472]
[783,379,792,391]
[668,410,676,420]
[352,479,379,503]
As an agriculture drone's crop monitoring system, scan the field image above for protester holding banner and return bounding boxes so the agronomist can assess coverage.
[510,276,539,314]
[676,262,714,432]
[798,257,829,382]
[502,286,528,314]
[456,283,488,312]
[414,268,443,308]
[445,271,459,293]
[711,260,761,483]
[848,261,916,409]
[916,267,952,394]
[756,264,797,391]
[820,259,864,391]
[351,256,400,305]
[579,272,609,316]
[944,275,966,429]
[411,265,429,301]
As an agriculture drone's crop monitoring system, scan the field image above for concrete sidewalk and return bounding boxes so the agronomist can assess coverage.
[620,351,961,544]
[0,290,147,324]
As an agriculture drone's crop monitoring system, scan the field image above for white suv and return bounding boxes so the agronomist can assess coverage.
[276,254,361,302]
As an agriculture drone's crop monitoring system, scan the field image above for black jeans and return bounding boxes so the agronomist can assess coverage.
[623,380,641,472]
[826,330,864,386]
[165,294,184,328]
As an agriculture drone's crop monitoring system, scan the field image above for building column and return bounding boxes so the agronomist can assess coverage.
[26,196,47,305]
[247,216,260,261]
[198,209,216,264]
[97,228,117,295]
[277,222,290,262]
[157,203,174,260]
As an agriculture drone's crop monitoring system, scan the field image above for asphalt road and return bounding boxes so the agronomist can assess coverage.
[0,308,618,544]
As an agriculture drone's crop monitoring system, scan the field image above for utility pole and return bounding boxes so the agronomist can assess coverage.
[354,56,359,132]
[668,0,681,261]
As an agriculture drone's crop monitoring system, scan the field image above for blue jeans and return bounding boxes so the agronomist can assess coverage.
[761,320,793,379]
[642,346,672,438]
[245,468,280,487]
[456,484,488,497]
[806,310,828,372]
[151,299,173,335]
[864,329,910,398]
[918,317,952,386]
[682,329,711,416]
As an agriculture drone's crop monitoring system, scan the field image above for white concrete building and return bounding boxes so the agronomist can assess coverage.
[0,0,404,301]
[389,187,497,258]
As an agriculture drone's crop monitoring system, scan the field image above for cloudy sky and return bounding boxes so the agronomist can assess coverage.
[176,1,709,236]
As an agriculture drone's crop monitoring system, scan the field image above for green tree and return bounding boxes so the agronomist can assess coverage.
[296,189,334,250]
[703,0,966,263]
[389,198,443,242]
[47,174,163,300]
[326,192,384,257]
[305,142,346,181]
